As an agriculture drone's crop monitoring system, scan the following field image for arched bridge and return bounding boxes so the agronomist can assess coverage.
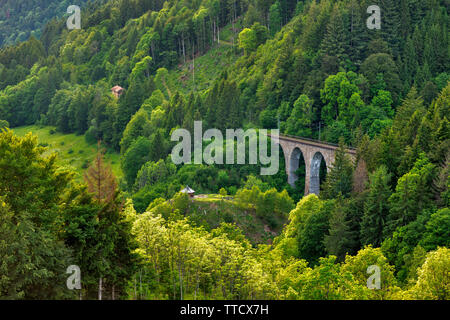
[274,135,356,196]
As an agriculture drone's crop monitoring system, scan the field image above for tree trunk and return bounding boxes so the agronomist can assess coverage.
[217,18,220,44]
[182,35,186,64]
[179,267,183,300]
[98,277,102,300]
[134,275,137,300]
[139,269,142,300]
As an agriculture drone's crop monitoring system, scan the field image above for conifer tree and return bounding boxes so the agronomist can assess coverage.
[83,142,136,299]
[401,36,418,88]
[320,5,349,67]
[324,197,353,262]
[399,0,411,39]
[321,138,354,199]
[386,154,436,237]
[380,0,401,57]
[269,1,282,36]
[84,142,118,204]
[348,0,368,67]
[360,165,392,247]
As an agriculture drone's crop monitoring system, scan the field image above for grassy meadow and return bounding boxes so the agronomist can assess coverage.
[12,125,122,180]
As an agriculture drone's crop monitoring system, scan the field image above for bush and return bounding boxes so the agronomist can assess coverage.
[81,159,89,169]
[227,186,237,195]
[84,127,98,144]
[223,211,234,223]
[0,120,9,129]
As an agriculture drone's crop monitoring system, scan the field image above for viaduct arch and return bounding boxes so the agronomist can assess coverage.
[275,135,357,196]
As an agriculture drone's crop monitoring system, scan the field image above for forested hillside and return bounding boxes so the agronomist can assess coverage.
[0,0,448,300]
[0,0,98,47]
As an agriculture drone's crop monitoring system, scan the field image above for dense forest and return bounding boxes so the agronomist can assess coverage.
[0,0,448,300]
[0,0,100,47]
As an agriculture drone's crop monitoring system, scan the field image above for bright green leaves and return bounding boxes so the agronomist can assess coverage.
[239,28,258,54]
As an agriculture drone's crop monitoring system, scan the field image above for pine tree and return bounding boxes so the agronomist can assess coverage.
[149,129,168,163]
[352,158,369,194]
[205,81,220,128]
[401,36,418,88]
[324,197,353,262]
[386,154,435,237]
[320,5,349,66]
[414,62,432,89]
[216,79,231,131]
[269,1,282,36]
[84,142,118,203]
[82,142,136,299]
[391,87,425,147]
[348,0,368,67]
[380,0,401,57]
[360,165,392,247]
[432,152,450,208]
[114,82,147,149]
[399,0,411,39]
[321,138,354,199]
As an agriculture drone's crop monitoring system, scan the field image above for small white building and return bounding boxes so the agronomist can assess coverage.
[181,186,195,198]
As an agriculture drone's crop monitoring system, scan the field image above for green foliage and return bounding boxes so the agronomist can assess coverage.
[269,1,282,36]
[297,198,331,266]
[419,208,450,251]
[361,53,402,104]
[360,165,392,247]
[0,120,9,130]
[324,197,354,262]
[294,256,352,300]
[0,0,92,47]
[386,154,436,237]
[122,136,152,188]
[285,94,314,137]
[0,0,449,300]
[235,185,294,229]
[321,139,354,199]
[219,187,228,196]
[408,247,450,300]
[12,125,121,180]
[341,246,399,300]
[0,129,136,299]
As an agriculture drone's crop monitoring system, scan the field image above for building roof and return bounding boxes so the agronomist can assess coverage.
[111,85,123,92]
[181,186,195,194]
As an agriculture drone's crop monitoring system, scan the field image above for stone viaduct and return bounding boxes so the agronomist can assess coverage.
[274,135,357,196]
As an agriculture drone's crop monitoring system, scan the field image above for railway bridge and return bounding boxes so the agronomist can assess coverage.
[275,135,357,195]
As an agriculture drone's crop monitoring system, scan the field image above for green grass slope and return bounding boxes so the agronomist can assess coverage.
[165,20,243,95]
[12,125,121,180]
